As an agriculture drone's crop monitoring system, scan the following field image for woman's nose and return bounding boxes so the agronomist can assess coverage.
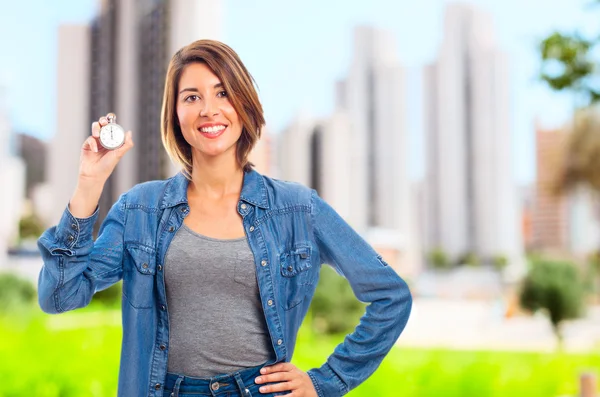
[200,99,219,117]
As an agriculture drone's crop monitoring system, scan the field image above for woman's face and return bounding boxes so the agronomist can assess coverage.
[176,62,242,162]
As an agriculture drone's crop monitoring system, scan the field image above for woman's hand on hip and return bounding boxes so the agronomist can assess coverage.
[255,362,318,396]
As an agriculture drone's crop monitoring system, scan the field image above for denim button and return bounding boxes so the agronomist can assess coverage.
[241,203,247,210]
[159,344,166,351]
[211,382,220,391]
[67,235,74,242]
[249,226,255,232]
[261,260,267,267]
[169,226,175,232]
[142,263,149,269]
[71,223,78,230]
[245,388,250,394]
[267,299,273,306]
[277,339,282,345]
[154,383,161,390]
[161,305,166,311]
[158,265,163,271]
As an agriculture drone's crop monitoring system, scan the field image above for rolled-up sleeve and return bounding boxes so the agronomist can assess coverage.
[37,194,127,314]
[306,190,412,396]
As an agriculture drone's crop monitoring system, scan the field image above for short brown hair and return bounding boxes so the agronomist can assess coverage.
[161,40,265,178]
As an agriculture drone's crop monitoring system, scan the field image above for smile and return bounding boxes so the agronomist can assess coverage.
[197,124,227,139]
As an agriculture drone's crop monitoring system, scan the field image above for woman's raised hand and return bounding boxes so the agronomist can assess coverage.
[79,114,134,185]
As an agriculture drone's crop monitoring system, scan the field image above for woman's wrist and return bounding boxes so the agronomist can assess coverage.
[69,178,105,218]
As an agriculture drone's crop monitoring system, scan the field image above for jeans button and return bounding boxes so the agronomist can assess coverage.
[211,382,220,391]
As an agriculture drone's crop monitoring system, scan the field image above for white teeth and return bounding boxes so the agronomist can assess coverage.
[200,125,226,133]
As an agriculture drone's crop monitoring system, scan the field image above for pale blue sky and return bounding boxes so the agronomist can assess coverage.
[0,0,597,183]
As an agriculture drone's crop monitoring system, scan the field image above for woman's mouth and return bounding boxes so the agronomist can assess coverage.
[198,125,227,139]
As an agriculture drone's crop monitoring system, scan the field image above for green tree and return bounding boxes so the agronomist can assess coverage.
[310,265,366,335]
[539,3,600,301]
[519,259,585,349]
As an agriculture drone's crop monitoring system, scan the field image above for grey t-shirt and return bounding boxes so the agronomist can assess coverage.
[164,223,275,377]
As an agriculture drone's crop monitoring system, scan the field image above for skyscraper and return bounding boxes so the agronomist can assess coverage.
[532,124,569,251]
[0,90,25,264]
[278,26,419,273]
[281,26,410,234]
[424,3,522,265]
[49,0,223,230]
[337,26,408,233]
[48,24,91,226]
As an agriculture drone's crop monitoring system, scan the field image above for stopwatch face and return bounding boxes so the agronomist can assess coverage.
[99,123,125,150]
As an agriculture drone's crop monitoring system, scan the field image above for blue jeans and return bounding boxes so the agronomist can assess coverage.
[163,363,284,397]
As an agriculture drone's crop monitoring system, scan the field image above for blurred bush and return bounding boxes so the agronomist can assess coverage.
[427,247,451,270]
[456,251,480,267]
[492,254,508,271]
[19,213,46,241]
[310,265,366,335]
[0,272,36,313]
[519,259,585,348]
[91,281,122,308]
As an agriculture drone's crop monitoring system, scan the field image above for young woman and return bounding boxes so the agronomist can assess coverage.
[38,40,412,397]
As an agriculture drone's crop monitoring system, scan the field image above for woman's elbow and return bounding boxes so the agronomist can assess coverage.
[393,277,413,330]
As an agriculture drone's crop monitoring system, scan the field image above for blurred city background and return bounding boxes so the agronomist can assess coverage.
[1,0,600,396]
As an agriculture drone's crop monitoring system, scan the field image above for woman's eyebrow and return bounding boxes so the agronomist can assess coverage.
[179,83,224,95]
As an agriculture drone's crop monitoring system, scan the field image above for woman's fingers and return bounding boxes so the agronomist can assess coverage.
[114,131,134,158]
[82,135,99,153]
[91,121,100,138]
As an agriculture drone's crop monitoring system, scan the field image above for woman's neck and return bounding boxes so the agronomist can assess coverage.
[188,153,244,200]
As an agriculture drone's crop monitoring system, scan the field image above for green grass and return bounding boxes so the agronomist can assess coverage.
[1,307,598,397]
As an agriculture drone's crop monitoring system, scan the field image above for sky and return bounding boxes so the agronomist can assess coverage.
[0,0,598,184]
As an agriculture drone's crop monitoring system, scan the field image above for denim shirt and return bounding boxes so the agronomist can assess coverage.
[37,169,412,397]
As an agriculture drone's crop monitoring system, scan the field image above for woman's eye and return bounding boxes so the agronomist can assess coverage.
[217,90,227,98]
[185,95,199,102]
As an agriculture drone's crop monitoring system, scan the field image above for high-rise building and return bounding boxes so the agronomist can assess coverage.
[337,26,409,233]
[281,26,410,233]
[278,26,420,274]
[279,112,314,188]
[47,24,91,226]
[532,122,600,256]
[424,3,523,266]
[49,0,222,230]
[532,125,569,251]
[0,90,25,264]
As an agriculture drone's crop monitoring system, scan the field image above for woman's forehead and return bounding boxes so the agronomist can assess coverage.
[179,63,222,87]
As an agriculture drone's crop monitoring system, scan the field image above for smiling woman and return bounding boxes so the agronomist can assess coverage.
[161,40,265,179]
[36,39,412,397]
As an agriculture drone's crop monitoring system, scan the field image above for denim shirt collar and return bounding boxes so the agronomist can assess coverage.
[160,169,269,209]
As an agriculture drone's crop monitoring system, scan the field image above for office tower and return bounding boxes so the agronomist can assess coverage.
[51,0,223,230]
[278,26,419,273]
[532,125,569,251]
[0,91,25,264]
[279,112,314,188]
[280,26,410,234]
[48,25,91,226]
[337,26,408,233]
[424,3,523,265]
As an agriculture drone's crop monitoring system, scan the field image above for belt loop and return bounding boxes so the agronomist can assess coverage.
[233,372,251,396]
[172,374,185,397]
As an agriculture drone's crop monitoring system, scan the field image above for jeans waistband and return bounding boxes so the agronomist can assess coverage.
[165,363,268,396]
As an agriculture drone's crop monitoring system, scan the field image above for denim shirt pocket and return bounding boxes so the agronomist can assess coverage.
[123,244,157,309]
[279,244,313,310]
